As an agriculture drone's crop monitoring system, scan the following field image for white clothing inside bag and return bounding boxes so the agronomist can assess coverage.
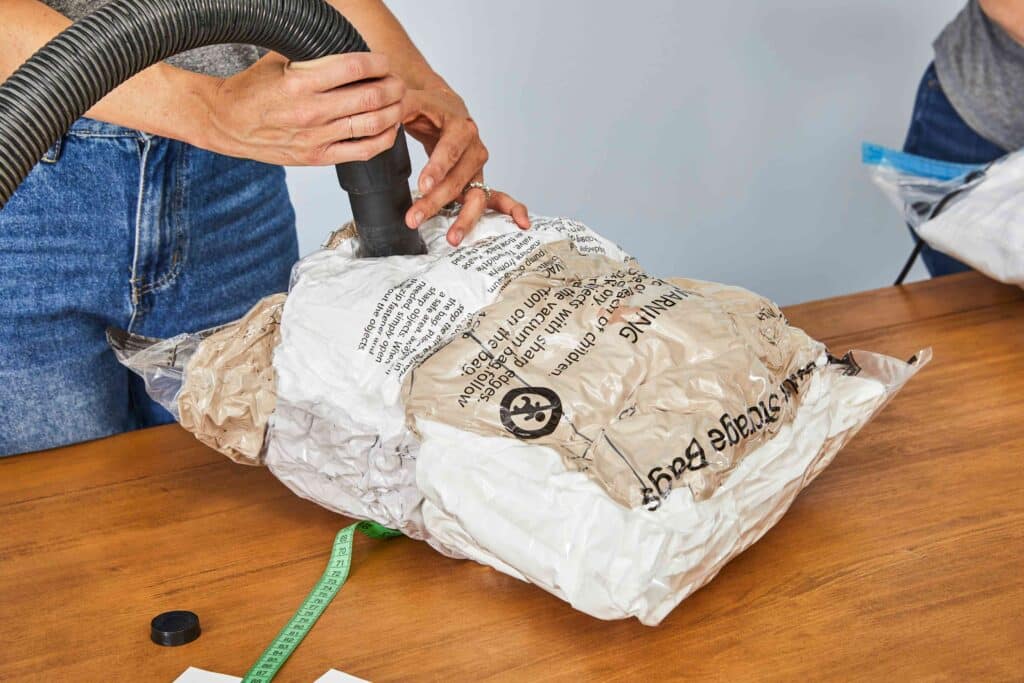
[416,360,897,624]
[917,149,1024,286]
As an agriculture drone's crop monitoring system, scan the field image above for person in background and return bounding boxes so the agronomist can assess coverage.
[904,0,1023,276]
[0,0,530,456]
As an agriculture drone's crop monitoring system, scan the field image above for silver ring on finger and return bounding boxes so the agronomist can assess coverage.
[464,181,492,202]
[347,116,355,140]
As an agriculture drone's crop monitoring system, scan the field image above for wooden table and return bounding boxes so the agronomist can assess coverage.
[2,272,1022,682]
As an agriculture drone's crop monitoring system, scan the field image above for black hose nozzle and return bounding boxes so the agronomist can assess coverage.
[337,127,426,257]
[0,0,426,257]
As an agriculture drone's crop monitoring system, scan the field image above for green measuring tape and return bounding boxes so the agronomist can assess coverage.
[242,520,402,683]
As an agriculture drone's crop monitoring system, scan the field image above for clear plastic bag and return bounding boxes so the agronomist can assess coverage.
[862,142,987,230]
[861,143,1024,286]
[107,293,286,464]
[107,327,213,421]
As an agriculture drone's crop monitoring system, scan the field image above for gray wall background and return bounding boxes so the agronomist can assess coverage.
[286,0,965,305]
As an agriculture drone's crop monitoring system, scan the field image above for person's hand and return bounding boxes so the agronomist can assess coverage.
[203,53,406,166]
[402,86,530,246]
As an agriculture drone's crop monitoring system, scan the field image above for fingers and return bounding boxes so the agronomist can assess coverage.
[286,53,391,92]
[349,100,403,138]
[448,190,531,244]
[434,186,532,246]
[299,124,399,166]
[489,191,531,229]
[447,188,487,246]
[316,101,403,146]
[280,75,404,130]
[410,176,531,245]
[320,75,406,123]
[279,56,404,136]
[407,141,488,229]
[417,118,479,195]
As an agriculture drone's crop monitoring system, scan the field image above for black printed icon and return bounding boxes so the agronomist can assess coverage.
[500,387,563,439]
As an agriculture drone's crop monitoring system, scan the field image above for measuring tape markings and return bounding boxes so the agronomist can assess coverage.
[242,521,401,683]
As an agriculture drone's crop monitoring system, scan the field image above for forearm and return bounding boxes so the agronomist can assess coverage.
[328,0,446,89]
[0,0,218,147]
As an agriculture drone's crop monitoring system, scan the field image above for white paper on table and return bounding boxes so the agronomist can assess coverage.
[173,667,240,683]
[315,670,370,683]
[173,667,369,683]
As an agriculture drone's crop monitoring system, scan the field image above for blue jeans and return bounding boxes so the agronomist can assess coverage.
[902,63,1007,277]
[0,118,298,456]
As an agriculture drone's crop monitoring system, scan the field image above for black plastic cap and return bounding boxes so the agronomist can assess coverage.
[151,610,201,647]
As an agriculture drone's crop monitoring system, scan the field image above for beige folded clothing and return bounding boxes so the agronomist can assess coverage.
[177,293,286,465]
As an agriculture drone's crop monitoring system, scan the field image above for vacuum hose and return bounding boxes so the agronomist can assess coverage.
[0,0,426,257]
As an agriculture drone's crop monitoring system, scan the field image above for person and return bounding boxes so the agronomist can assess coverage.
[0,0,531,456]
[903,0,1023,276]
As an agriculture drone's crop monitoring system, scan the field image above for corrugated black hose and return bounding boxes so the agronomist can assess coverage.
[0,0,426,257]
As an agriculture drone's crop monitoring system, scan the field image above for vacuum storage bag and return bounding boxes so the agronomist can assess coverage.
[864,142,1024,287]
[112,212,927,625]
[111,294,285,465]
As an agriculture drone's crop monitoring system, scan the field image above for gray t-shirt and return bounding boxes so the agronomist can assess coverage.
[934,0,1024,152]
[42,0,263,78]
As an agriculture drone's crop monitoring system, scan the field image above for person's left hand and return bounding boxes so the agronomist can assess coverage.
[401,85,530,245]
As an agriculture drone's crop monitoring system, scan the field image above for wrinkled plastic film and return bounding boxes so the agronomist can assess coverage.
[862,142,987,230]
[415,348,925,625]
[107,327,217,421]
[113,212,928,624]
[108,294,285,465]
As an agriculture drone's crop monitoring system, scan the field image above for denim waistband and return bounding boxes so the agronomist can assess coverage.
[40,118,154,164]
[66,117,149,139]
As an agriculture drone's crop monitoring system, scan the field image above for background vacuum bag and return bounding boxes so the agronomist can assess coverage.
[864,142,1024,287]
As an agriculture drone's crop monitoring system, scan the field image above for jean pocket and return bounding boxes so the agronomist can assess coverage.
[40,137,64,165]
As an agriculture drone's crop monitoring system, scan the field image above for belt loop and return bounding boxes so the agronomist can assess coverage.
[41,136,64,164]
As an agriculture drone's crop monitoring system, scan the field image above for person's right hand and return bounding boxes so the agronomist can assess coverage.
[203,52,406,166]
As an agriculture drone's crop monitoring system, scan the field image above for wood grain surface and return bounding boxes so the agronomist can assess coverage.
[1,272,1022,682]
